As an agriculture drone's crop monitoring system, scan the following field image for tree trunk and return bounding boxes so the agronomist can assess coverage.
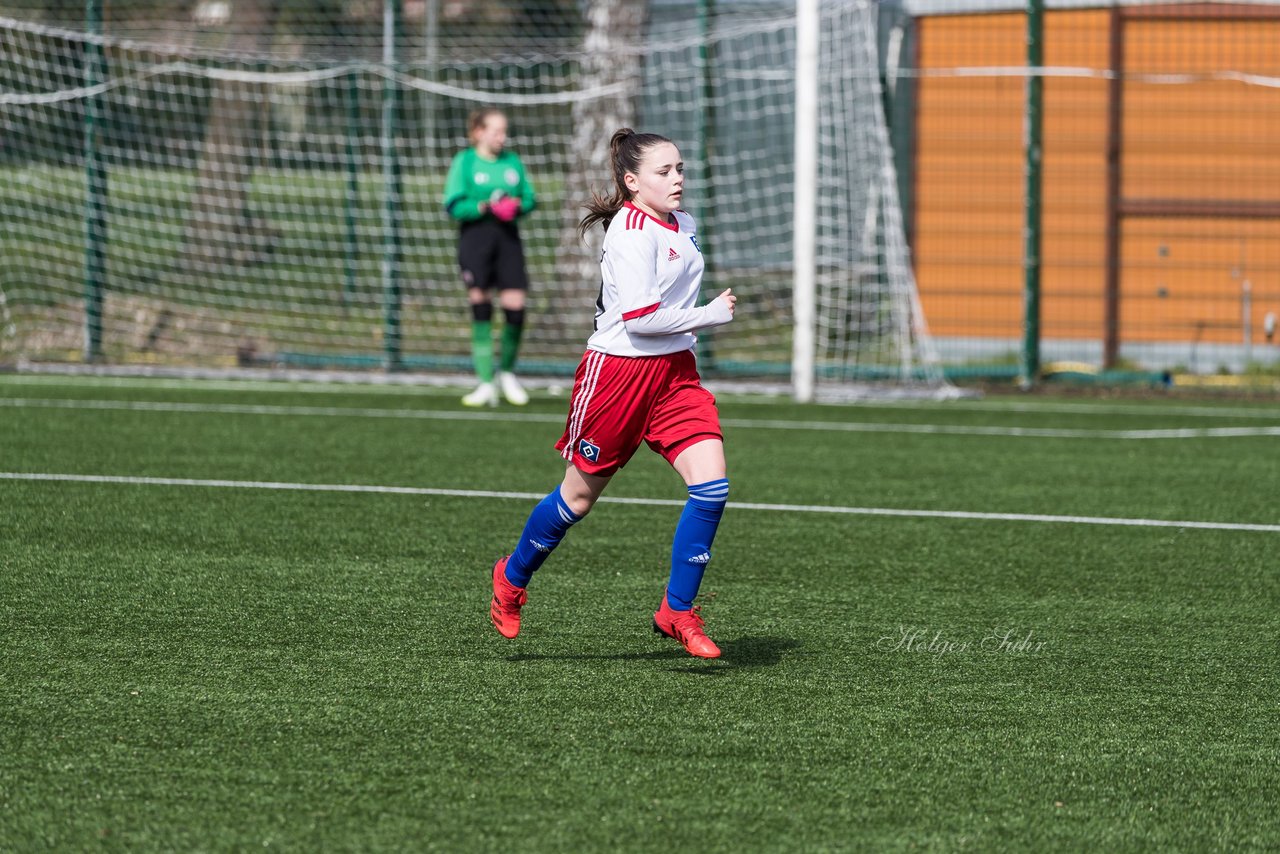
[548,0,649,340]
[184,0,283,268]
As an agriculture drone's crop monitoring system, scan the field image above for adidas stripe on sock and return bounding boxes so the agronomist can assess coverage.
[666,477,729,610]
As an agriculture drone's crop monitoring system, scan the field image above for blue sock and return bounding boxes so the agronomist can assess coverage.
[505,487,582,587]
[666,478,729,610]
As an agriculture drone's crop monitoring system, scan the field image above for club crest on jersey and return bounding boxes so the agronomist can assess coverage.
[667,248,680,261]
[578,438,601,463]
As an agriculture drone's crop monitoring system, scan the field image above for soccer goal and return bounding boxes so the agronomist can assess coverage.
[0,0,954,400]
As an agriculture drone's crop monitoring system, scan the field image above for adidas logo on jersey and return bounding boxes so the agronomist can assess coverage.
[668,248,680,261]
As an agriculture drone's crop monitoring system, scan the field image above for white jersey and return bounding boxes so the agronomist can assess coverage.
[586,202,711,357]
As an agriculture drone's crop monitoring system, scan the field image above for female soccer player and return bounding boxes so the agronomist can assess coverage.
[488,128,736,659]
[443,107,537,407]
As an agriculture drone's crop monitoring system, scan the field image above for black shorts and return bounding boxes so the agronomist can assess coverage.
[457,219,529,292]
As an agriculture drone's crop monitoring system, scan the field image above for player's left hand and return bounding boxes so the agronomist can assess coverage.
[717,288,737,316]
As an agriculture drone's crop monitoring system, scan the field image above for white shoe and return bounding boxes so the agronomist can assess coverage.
[462,381,497,407]
[498,371,529,406]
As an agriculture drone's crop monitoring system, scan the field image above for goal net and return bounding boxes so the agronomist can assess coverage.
[0,0,952,399]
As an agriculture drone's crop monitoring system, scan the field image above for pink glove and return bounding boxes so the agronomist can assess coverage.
[490,196,520,222]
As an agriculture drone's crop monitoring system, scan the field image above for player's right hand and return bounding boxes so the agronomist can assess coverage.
[491,196,520,222]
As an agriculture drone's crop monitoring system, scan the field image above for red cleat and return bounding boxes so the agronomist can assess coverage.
[653,596,721,659]
[489,556,527,639]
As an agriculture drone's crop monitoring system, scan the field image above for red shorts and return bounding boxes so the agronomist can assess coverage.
[555,349,722,476]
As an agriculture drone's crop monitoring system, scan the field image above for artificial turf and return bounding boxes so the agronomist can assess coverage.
[2,375,1277,851]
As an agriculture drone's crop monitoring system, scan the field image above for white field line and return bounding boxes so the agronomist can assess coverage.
[0,396,563,424]
[3,471,1279,533]
[6,372,1280,420]
[723,418,1280,440]
[938,400,1280,421]
[4,397,1280,439]
[4,375,1280,419]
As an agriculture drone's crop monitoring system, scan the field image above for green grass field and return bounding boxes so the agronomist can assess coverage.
[2,374,1278,851]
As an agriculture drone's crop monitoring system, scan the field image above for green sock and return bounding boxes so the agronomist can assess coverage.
[471,320,494,382]
[499,321,524,373]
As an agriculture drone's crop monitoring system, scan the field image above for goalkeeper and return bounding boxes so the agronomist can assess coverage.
[488,128,736,659]
[443,107,537,407]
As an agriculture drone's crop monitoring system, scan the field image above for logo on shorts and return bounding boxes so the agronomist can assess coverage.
[578,438,600,463]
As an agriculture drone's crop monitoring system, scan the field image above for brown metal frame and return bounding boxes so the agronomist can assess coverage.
[1103,1,1280,367]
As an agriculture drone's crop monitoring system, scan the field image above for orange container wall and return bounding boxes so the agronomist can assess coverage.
[914,7,1280,355]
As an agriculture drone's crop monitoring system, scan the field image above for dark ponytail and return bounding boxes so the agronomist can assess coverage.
[578,128,673,237]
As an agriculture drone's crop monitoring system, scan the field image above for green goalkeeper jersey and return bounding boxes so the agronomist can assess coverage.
[442,148,537,223]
